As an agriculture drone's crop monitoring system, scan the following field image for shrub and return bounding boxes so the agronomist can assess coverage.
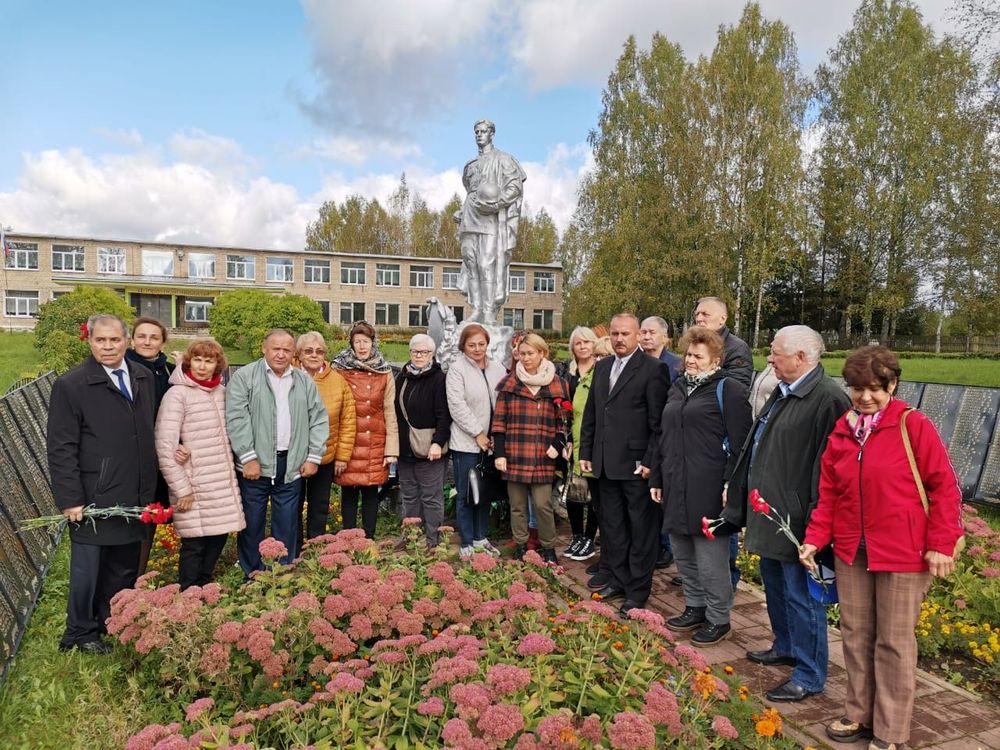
[113,525,800,749]
[209,290,332,355]
[33,287,136,372]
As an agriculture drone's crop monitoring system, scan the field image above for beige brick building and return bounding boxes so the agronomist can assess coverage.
[2,233,564,334]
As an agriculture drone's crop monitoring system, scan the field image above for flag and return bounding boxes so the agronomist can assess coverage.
[1,227,9,258]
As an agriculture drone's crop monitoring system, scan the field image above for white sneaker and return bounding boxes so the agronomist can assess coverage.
[459,545,475,562]
[473,539,501,557]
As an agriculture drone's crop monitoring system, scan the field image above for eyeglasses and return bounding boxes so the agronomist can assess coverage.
[410,350,433,356]
[301,348,326,355]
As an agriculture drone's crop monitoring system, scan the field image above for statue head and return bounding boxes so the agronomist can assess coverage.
[474,119,495,148]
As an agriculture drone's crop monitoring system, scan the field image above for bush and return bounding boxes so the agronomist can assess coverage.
[33,288,136,372]
[113,525,800,749]
[209,290,332,356]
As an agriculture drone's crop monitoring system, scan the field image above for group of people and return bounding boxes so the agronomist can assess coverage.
[48,297,963,750]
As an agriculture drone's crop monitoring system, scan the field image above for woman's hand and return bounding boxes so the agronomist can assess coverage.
[563,442,573,460]
[475,433,490,451]
[545,445,559,460]
[175,495,194,512]
[798,543,818,572]
[175,445,191,465]
[925,550,955,578]
[494,457,507,473]
[384,456,397,467]
[428,443,443,461]
[334,460,347,476]
[650,488,662,503]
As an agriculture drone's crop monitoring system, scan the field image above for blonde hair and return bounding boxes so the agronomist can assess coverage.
[595,336,614,357]
[518,332,549,358]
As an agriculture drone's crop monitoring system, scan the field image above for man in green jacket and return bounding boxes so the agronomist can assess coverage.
[723,325,850,703]
[227,329,328,574]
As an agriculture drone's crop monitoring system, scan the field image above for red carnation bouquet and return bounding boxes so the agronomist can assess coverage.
[19,502,174,533]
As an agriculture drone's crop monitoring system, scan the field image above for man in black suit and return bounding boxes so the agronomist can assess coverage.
[47,314,159,653]
[579,313,670,615]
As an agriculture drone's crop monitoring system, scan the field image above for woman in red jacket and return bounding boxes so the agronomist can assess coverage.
[800,346,963,750]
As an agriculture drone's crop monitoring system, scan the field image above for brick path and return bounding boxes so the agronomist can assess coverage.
[554,535,1000,750]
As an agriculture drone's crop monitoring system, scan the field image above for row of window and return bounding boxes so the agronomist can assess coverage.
[3,289,557,329]
[5,243,557,292]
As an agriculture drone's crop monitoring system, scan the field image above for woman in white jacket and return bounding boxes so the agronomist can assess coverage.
[155,338,245,589]
[445,324,507,561]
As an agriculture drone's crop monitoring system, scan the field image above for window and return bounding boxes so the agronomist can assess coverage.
[97,247,126,274]
[226,254,255,280]
[451,305,464,324]
[5,242,38,270]
[508,270,526,293]
[341,262,366,285]
[142,250,174,276]
[533,271,555,293]
[408,304,429,327]
[304,259,330,284]
[5,291,38,317]
[52,291,71,300]
[442,266,461,290]
[532,309,554,329]
[410,265,433,288]
[503,308,524,329]
[340,302,365,324]
[375,263,400,287]
[317,301,331,323]
[188,253,216,279]
[184,300,212,323]
[266,257,293,282]
[52,244,85,272]
[375,302,400,326]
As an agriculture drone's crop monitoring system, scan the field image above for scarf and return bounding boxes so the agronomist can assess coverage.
[683,367,720,394]
[185,368,222,390]
[332,345,392,374]
[846,403,888,445]
[516,358,556,395]
[404,360,434,376]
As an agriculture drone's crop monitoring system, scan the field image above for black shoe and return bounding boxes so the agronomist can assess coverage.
[765,679,818,702]
[671,576,684,586]
[568,538,595,561]
[514,544,527,561]
[666,606,707,632]
[587,574,610,590]
[692,622,732,647]
[747,648,797,667]
[597,584,626,600]
[825,717,873,743]
[619,599,645,616]
[540,548,558,565]
[655,549,674,569]
[585,561,601,576]
[60,639,112,655]
[563,535,583,556]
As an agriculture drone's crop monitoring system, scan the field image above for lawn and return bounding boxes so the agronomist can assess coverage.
[0,332,44,393]
[752,355,1000,388]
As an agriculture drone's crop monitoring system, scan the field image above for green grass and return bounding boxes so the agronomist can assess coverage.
[752,355,1000,388]
[0,332,44,392]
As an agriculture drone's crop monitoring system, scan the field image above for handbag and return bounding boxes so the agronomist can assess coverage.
[900,408,966,557]
[467,452,505,507]
[399,380,448,459]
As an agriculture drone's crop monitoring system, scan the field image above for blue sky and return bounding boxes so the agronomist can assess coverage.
[0,0,956,250]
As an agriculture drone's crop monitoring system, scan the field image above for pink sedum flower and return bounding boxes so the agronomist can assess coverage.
[607,711,656,750]
[517,633,556,657]
[259,537,288,560]
[184,697,215,723]
[711,714,740,740]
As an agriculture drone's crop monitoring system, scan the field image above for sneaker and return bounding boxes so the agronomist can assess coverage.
[514,544,527,561]
[459,545,474,562]
[568,538,595,561]
[563,534,584,556]
[473,539,501,557]
[826,717,873,743]
[692,622,732,647]
[540,548,558,564]
[585,561,601,576]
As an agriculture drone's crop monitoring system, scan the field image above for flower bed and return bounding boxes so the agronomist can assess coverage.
[111,522,801,749]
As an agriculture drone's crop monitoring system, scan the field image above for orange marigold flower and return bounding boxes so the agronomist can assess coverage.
[724,665,734,674]
[613,641,625,650]
[756,719,776,737]
[558,727,577,744]
[739,686,750,701]
[591,592,603,601]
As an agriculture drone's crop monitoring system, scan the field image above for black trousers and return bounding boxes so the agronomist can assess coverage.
[598,475,659,603]
[300,461,336,546]
[341,484,380,538]
[63,540,140,646]
[178,534,229,590]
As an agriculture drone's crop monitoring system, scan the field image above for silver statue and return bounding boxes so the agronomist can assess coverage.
[454,119,526,326]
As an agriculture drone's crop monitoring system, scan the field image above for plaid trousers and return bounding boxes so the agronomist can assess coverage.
[836,548,931,745]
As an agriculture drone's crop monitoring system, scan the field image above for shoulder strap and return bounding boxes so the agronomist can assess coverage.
[398,378,411,424]
[716,378,731,457]
[900,408,929,516]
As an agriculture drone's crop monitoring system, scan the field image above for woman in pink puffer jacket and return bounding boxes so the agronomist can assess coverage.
[155,338,245,589]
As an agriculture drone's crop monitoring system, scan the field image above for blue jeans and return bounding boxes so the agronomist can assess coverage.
[759,556,828,692]
[453,451,491,547]
[237,454,303,575]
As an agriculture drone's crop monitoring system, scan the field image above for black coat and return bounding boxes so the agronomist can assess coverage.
[394,362,451,463]
[125,348,175,503]
[650,372,752,536]
[719,326,754,388]
[47,357,159,545]
[579,350,670,480]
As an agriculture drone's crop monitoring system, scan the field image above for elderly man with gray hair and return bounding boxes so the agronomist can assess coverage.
[723,325,850,702]
[394,333,451,547]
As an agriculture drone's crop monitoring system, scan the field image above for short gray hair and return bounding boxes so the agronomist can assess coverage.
[296,331,327,352]
[87,314,128,338]
[568,326,599,348]
[696,296,728,316]
[641,316,669,335]
[409,333,436,354]
[774,325,824,364]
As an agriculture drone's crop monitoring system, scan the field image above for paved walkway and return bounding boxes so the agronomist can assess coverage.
[554,535,1000,750]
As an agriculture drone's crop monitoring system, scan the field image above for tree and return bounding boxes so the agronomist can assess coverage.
[515,206,559,263]
[34,287,136,372]
[209,290,330,355]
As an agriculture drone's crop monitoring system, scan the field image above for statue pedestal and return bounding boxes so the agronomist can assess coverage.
[436,320,513,372]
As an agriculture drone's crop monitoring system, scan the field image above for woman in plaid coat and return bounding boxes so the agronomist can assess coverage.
[492,333,570,564]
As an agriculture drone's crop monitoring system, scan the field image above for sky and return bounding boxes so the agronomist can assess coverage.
[0,0,959,251]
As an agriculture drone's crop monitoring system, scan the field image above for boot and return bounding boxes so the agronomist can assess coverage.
[527,528,540,551]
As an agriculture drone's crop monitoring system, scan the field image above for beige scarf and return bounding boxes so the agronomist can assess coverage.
[516,358,556,395]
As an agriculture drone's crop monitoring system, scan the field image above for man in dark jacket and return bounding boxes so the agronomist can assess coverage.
[694,297,753,387]
[47,314,159,653]
[723,325,850,702]
[580,313,670,615]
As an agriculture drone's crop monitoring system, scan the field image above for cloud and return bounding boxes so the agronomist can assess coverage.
[168,129,260,179]
[94,128,144,148]
[302,135,423,167]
